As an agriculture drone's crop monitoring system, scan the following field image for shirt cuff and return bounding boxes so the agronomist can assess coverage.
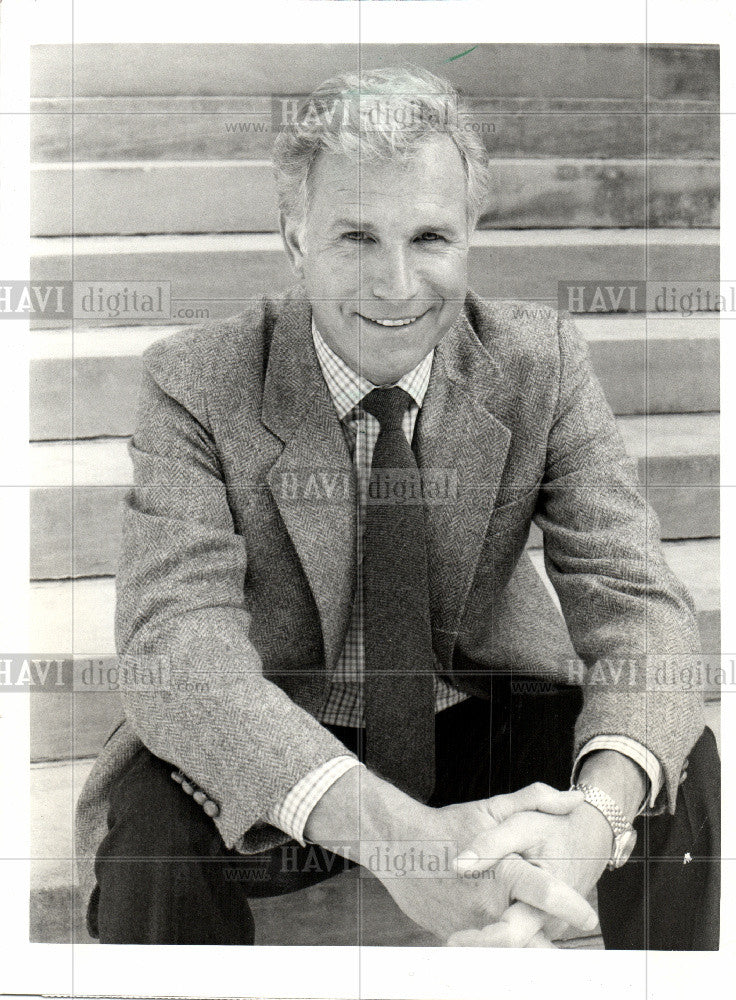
[572,736,663,814]
[264,756,363,845]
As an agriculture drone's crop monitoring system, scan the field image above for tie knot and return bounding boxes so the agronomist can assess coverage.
[361,387,413,430]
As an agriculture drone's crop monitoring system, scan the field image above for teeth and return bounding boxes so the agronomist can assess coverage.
[366,316,419,327]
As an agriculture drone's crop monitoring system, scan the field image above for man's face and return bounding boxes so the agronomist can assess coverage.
[281,134,472,386]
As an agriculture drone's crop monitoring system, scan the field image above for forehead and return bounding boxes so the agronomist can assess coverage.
[307,134,469,223]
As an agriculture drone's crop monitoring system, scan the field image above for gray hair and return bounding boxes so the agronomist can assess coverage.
[272,65,489,231]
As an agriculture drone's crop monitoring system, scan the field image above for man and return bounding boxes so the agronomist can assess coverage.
[76,66,719,948]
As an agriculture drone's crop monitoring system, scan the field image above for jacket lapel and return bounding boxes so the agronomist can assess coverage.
[416,307,512,668]
[260,291,511,674]
[262,292,357,672]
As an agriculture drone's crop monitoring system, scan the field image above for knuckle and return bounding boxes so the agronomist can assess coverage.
[487,796,509,823]
[486,799,500,819]
[496,855,529,894]
[494,857,517,883]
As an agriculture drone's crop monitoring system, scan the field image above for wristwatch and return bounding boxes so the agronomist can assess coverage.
[573,782,638,870]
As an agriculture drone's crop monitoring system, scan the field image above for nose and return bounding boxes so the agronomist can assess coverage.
[364,244,420,302]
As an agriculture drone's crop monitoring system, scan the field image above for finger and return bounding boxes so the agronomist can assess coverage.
[449,903,544,949]
[495,902,547,947]
[486,783,584,823]
[543,914,571,941]
[446,904,560,950]
[494,855,599,931]
[446,923,535,947]
[528,929,558,948]
[448,921,558,949]
[454,813,542,872]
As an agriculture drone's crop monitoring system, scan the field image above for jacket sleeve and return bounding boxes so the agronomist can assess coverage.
[533,310,705,812]
[114,349,354,852]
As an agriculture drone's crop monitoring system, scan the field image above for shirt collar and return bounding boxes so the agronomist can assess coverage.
[311,318,434,422]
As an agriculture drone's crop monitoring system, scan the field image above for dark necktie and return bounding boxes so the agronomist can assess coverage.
[361,387,436,802]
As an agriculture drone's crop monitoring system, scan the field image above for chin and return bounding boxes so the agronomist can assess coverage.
[372,367,415,386]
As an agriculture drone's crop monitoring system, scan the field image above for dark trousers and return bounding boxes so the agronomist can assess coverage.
[90,682,720,948]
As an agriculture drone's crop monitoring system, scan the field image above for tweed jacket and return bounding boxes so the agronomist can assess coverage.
[75,287,705,905]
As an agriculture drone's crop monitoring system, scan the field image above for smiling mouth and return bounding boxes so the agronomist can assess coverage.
[358,313,426,328]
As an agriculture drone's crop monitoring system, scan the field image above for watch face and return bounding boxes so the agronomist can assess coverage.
[613,829,638,868]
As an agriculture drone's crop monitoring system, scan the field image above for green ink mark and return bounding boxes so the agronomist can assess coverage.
[444,46,478,63]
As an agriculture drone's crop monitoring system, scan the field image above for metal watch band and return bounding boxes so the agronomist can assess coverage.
[573,782,633,837]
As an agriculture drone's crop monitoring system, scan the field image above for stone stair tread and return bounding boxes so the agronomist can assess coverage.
[617,412,718,457]
[27,412,718,488]
[31,158,719,235]
[32,228,720,255]
[27,539,720,764]
[29,313,720,359]
[28,538,718,655]
[31,43,719,103]
[32,94,720,164]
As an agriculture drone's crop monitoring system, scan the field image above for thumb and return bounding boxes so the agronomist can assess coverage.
[487,783,584,824]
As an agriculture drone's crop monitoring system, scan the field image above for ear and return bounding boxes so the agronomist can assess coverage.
[279,211,306,279]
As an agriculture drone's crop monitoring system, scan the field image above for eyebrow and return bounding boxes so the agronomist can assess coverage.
[329,217,461,235]
[330,218,377,230]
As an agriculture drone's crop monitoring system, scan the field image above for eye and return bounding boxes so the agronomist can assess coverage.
[416,232,445,243]
[342,231,372,243]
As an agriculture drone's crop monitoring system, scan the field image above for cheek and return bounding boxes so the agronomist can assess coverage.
[424,251,468,298]
[303,247,358,296]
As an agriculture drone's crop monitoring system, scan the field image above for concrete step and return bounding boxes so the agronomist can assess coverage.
[31,158,718,236]
[31,43,718,103]
[28,544,717,657]
[31,414,715,485]
[28,538,720,763]
[28,312,719,444]
[32,95,718,163]
[29,229,719,328]
[27,702,721,944]
[27,412,718,580]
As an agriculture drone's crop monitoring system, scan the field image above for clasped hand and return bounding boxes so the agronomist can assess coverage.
[371,783,609,947]
[447,792,615,947]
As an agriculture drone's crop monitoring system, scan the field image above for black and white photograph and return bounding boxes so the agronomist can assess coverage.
[0,1,732,998]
